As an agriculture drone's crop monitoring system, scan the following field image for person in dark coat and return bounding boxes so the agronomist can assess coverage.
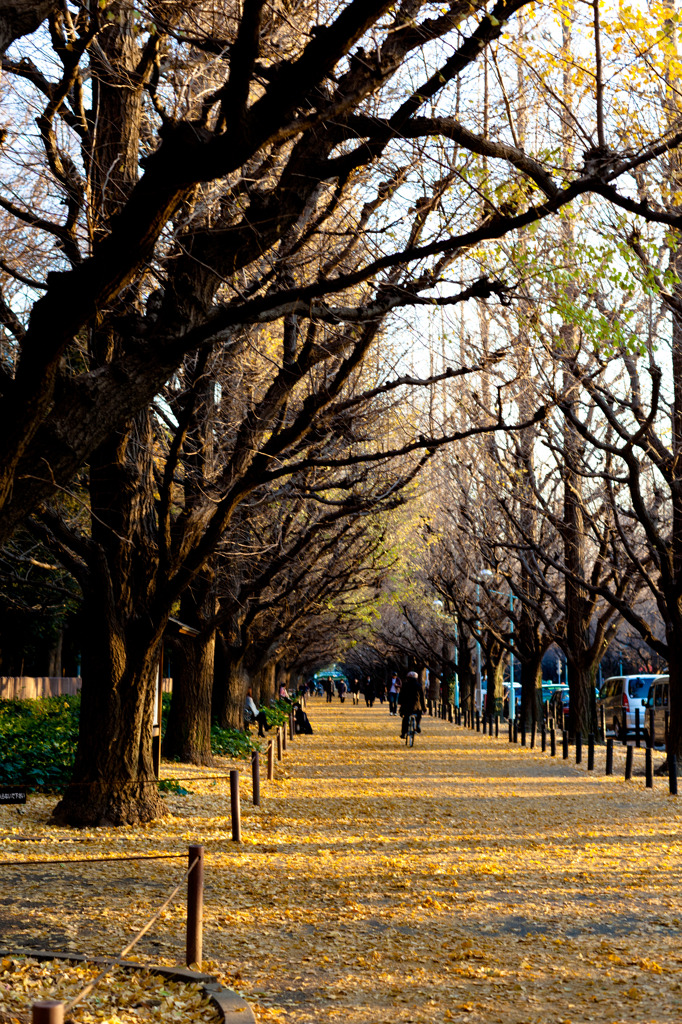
[350,677,361,705]
[364,675,374,707]
[399,671,426,738]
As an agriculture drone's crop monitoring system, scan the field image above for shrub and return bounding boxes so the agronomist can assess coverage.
[0,695,80,793]
[210,723,259,759]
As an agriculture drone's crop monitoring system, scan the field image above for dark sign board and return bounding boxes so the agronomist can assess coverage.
[0,787,26,804]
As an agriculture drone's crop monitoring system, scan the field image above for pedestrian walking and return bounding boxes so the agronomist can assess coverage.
[388,673,401,716]
[350,677,361,705]
[364,675,374,707]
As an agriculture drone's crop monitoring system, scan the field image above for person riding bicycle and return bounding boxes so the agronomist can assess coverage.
[399,670,426,739]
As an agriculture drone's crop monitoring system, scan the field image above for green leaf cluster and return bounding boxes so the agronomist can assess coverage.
[210,722,260,759]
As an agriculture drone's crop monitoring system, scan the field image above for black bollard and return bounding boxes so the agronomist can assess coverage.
[267,739,274,780]
[645,746,653,789]
[575,732,582,765]
[230,769,242,842]
[251,750,261,807]
[550,727,556,756]
[476,710,480,732]
[521,723,527,747]
[513,719,518,744]
[625,743,634,780]
[508,720,513,743]
[635,708,641,748]
[562,730,569,759]
[649,709,656,748]
[541,725,547,752]
[530,725,536,750]
[587,733,595,771]
[621,710,628,746]
[605,737,613,775]
[495,714,499,738]
[670,757,678,796]
[482,714,487,735]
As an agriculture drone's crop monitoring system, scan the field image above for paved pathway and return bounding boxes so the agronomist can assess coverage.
[3,700,682,1023]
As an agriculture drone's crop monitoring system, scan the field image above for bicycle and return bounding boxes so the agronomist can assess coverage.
[405,713,417,747]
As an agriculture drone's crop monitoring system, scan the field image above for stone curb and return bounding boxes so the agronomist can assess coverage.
[0,948,256,1024]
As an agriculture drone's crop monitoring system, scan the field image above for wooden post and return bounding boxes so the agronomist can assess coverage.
[605,737,614,775]
[277,728,283,761]
[495,714,499,737]
[541,725,546,753]
[649,708,656,748]
[645,747,653,789]
[508,720,513,742]
[230,769,241,842]
[625,744,634,781]
[530,724,536,750]
[475,710,480,732]
[635,708,641,748]
[186,844,204,967]
[289,711,294,740]
[521,723,526,747]
[482,714,486,735]
[32,1003,63,1024]
[622,710,628,746]
[562,730,569,759]
[282,722,287,752]
[550,727,556,757]
[575,732,582,765]
[251,750,261,807]
[267,740,274,780]
[513,720,518,744]
[587,733,595,771]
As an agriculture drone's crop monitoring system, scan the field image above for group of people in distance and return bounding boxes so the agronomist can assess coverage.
[316,670,427,740]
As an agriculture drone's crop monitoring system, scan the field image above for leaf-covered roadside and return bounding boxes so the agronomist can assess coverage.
[2,702,682,1024]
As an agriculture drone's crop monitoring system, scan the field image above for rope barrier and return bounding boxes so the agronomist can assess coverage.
[0,853,185,866]
[62,855,200,1014]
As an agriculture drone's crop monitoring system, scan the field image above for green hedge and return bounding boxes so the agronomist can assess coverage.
[0,694,79,793]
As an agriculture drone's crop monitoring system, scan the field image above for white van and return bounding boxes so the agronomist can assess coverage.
[598,674,661,738]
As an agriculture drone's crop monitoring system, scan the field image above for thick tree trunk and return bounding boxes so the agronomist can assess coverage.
[520,651,543,729]
[163,628,215,764]
[51,603,164,826]
[213,644,249,729]
[485,646,504,716]
[457,618,475,713]
[163,566,217,764]
[566,654,598,740]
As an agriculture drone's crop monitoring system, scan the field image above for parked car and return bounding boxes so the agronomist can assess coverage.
[548,686,570,721]
[645,675,669,746]
[598,674,662,738]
